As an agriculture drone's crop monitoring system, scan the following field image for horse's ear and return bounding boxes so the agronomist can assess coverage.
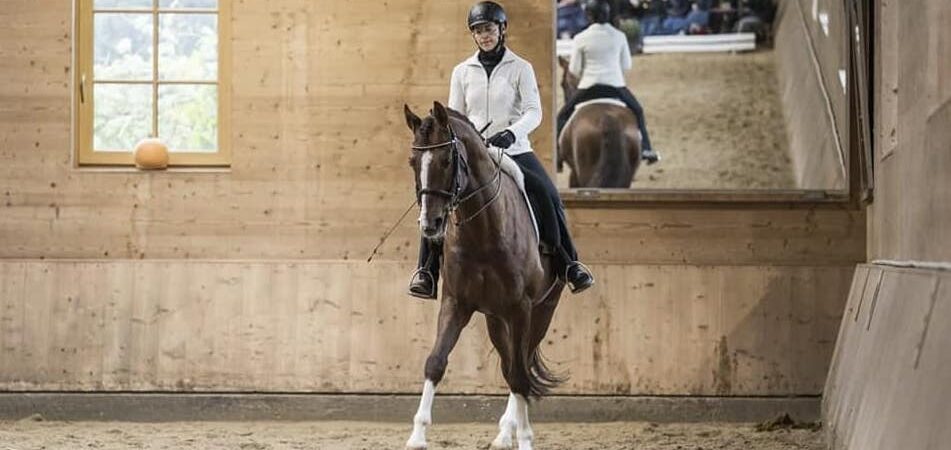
[404,104,422,132]
[432,101,449,128]
[558,56,570,71]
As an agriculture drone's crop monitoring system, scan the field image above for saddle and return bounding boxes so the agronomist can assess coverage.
[489,149,541,244]
[558,98,628,143]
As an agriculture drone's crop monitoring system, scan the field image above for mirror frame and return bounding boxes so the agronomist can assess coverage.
[549,0,868,206]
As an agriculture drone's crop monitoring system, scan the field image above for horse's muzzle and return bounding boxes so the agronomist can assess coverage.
[420,216,446,239]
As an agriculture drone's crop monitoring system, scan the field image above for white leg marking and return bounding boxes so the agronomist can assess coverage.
[515,394,534,450]
[406,379,435,449]
[491,393,518,449]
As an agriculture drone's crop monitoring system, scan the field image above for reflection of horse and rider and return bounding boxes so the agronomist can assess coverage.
[556,0,660,188]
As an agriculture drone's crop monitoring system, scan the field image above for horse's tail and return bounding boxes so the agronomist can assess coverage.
[590,113,633,188]
[524,347,567,401]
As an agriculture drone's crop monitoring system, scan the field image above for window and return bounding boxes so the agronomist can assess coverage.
[74,0,231,166]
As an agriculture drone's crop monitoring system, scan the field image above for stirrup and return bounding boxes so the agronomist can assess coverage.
[408,269,437,300]
[565,261,595,294]
[642,149,661,165]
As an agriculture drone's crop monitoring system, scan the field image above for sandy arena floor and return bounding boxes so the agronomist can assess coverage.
[555,49,795,190]
[0,419,824,449]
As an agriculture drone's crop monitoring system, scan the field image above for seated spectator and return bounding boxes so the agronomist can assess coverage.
[735,0,776,43]
[660,0,712,35]
[634,0,667,37]
[685,1,712,34]
[558,0,590,38]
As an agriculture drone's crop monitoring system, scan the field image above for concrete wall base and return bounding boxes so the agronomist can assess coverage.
[0,393,819,424]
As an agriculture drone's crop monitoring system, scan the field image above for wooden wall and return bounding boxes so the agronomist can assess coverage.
[867,0,951,262]
[774,0,848,190]
[0,0,865,395]
[823,0,950,448]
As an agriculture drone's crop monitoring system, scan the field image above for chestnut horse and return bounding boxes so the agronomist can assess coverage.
[403,101,565,450]
[558,56,641,188]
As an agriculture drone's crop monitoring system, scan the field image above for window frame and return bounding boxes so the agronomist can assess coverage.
[73,0,232,167]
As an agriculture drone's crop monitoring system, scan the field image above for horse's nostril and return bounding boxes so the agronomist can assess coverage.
[433,217,444,228]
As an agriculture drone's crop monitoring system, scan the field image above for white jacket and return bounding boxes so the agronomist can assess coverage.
[448,49,542,156]
[569,23,632,89]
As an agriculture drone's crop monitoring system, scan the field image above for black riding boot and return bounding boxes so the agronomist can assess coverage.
[408,238,441,300]
[553,203,595,294]
[617,87,660,165]
[511,153,595,294]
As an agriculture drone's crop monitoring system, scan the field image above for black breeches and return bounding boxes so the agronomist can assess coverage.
[556,84,653,151]
[511,152,578,265]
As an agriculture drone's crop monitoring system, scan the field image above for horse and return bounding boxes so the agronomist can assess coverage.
[557,56,642,188]
[403,101,565,450]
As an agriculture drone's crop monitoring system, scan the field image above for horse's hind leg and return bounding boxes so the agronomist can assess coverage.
[406,299,473,450]
[502,305,537,450]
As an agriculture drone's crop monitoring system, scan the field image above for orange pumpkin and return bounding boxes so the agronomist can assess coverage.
[134,138,169,170]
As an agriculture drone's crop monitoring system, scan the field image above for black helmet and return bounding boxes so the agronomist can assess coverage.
[468,1,507,30]
[582,0,612,24]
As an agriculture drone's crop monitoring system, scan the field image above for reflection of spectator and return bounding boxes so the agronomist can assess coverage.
[661,0,711,34]
[558,0,590,38]
[685,1,712,34]
[735,0,776,43]
[636,0,666,37]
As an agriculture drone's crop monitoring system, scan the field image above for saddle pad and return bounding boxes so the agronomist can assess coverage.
[558,98,628,143]
[490,150,540,243]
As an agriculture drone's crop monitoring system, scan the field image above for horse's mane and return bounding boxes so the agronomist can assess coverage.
[417,107,478,142]
[446,108,478,134]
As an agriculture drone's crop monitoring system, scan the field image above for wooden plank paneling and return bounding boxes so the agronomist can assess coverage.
[824,265,951,450]
[0,260,852,396]
[869,0,951,263]
[0,0,862,265]
[0,0,865,397]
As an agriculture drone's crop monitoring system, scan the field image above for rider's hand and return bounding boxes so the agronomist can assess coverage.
[487,130,516,149]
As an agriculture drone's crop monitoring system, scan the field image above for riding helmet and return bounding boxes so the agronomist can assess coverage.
[582,0,612,24]
[467,1,507,30]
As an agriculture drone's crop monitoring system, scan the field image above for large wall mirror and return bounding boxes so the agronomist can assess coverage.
[553,0,852,200]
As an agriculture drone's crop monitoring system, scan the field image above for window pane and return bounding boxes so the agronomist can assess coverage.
[158,85,218,151]
[159,0,217,8]
[158,13,218,81]
[95,0,153,8]
[94,13,153,81]
[94,84,153,151]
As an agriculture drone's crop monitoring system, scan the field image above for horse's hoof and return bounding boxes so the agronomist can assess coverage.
[490,438,514,449]
[406,438,427,450]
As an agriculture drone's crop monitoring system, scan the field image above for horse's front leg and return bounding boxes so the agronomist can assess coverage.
[406,298,473,450]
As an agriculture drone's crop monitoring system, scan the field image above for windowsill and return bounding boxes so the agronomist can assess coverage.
[74,166,231,174]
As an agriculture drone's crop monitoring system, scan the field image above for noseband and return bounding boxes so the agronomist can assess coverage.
[412,123,503,226]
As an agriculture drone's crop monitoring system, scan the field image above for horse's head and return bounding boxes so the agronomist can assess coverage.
[404,101,470,240]
[558,56,579,102]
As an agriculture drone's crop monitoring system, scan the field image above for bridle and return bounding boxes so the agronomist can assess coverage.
[412,122,504,226]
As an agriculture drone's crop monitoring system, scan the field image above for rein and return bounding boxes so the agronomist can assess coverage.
[366,121,503,263]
